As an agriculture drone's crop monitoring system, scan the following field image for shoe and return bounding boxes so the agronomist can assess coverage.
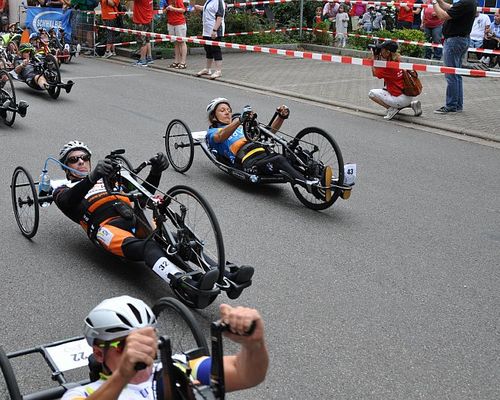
[209,70,222,79]
[196,68,211,77]
[383,107,400,120]
[65,80,74,94]
[483,56,490,65]
[176,63,187,69]
[103,51,113,59]
[434,106,457,114]
[410,100,422,117]
[226,265,254,284]
[169,62,179,68]
[146,57,154,64]
[322,166,333,202]
[197,268,219,290]
[133,59,148,67]
[111,51,116,56]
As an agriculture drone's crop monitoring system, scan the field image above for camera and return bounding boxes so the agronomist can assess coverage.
[368,43,381,56]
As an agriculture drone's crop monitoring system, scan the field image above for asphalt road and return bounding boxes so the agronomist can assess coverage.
[0,57,499,399]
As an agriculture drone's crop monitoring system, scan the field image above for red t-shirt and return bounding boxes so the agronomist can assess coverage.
[166,0,186,25]
[101,0,118,20]
[374,67,405,97]
[422,3,443,28]
[133,0,153,24]
[397,3,414,23]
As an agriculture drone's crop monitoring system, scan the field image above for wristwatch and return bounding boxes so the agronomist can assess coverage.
[432,0,437,4]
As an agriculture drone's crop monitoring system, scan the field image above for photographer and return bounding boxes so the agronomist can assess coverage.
[368,41,422,120]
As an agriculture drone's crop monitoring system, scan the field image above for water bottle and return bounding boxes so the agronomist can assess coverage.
[38,169,51,207]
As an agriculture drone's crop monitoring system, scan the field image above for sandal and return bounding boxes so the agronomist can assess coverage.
[169,62,179,68]
[176,63,187,69]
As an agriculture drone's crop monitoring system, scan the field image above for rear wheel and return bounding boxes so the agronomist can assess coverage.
[0,70,16,126]
[291,127,344,210]
[44,54,61,99]
[165,119,194,173]
[11,166,39,238]
[164,185,225,308]
[152,297,209,356]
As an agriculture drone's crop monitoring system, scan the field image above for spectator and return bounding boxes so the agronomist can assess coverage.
[368,41,422,120]
[335,4,349,47]
[432,0,476,114]
[480,10,500,67]
[315,6,322,24]
[322,1,339,26]
[132,0,153,66]
[163,0,187,69]
[372,7,385,31]
[349,2,366,31]
[101,0,119,58]
[421,0,443,60]
[360,6,375,32]
[412,0,423,29]
[194,0,225,79]
[396,0,415,29]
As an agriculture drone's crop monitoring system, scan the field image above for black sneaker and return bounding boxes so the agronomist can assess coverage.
[434,106,457,114]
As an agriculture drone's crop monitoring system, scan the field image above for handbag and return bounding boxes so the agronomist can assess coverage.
[402,69,422,96]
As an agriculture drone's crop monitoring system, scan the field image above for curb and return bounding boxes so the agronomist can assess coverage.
[105,55,499,144]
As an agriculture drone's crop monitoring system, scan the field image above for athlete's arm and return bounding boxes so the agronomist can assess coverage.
[53,177,94,212]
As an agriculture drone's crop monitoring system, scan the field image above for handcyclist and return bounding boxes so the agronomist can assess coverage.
[61,295,268,399]
[12,43,74,93]
[205,97,333,201]
[52,140,252,299]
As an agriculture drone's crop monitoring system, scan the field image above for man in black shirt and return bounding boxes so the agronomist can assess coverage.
[432,0,477,114]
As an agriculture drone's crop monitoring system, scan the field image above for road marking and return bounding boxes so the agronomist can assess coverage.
[67,73,146,80]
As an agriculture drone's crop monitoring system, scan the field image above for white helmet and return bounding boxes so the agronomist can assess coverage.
[206,97,230,115]
[59,140,92,164]
[84,295,156,346]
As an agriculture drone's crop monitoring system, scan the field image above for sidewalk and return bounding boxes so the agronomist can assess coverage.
[113,49,500,142]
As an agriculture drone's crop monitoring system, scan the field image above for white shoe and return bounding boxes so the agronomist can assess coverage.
[482,57,490,65]
[209,70,222,79]
[103,51,113,59]
[196,68,211,77]
[384,107,400,120]
[410,100,422,117]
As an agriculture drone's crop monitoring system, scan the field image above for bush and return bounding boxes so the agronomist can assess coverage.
[348,28,426,57]
[312,20,331,46]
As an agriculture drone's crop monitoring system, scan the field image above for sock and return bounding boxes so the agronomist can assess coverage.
[152,257,182,283]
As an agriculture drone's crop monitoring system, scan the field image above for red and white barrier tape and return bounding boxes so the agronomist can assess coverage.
[98,25,500,77]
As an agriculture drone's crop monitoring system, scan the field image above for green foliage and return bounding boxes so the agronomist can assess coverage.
[349,28,426,57]
[270,1,319,27]
[312,20,331,46]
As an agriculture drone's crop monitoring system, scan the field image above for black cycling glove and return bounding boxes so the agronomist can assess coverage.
[88,159,114,183]
[150,152,169,175]
[239,105,252,123]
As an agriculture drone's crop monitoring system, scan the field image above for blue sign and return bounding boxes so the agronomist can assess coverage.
[25,7,72,40]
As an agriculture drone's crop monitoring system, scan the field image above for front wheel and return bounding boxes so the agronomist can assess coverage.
[164,119,194,173]
[11,166,40,238]
[152,297,209,356]
[291,127,344,210]
[102,154,134,194]
[0,70,17,127]
[164,185,225,308]
[44,54,61,99]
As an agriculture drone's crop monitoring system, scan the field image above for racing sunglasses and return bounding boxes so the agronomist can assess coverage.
[97,338,126,353]
[66,154,91,164]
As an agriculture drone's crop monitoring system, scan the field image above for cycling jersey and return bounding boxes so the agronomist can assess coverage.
[206,125,247,164]
[61,357,211,400]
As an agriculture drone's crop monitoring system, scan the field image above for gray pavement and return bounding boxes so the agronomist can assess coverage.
[110,48,500,142]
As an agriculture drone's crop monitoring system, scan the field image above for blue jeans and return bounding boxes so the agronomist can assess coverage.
[423,25,443,60]
[443,36,468,111]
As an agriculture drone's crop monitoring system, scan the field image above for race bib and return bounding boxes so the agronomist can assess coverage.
[96,226,114,247]
[344,163,357,186]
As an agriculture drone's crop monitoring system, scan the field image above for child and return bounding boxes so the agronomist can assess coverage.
[315,6,322,24]
[335,4,349,47]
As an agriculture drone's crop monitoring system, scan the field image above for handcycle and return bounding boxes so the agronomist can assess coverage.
[0,297,242,400]
[0,69,29,126]
[10,149,252,309]
[164,111,357,210]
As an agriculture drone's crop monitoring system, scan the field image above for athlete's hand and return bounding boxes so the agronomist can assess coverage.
[150,152,169,175]
[219,304,265,349]
[239,105,253,123]
[88,159,114,183]
[115,327,157,381]
[276,105,289,119]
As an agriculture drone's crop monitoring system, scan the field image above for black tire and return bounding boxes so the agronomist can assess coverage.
[44,54,61,99]
[11,166,39,239]
[291,127,344,210]
[0,346,23,400]
[0,70,16,127]
[165,119,194,173]
[103,154,134,194]
[165,185,225,308]
[152,297,209,356]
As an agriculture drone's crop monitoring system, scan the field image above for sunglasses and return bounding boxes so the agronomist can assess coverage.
[97,338,126,353]
[66,154,91,164]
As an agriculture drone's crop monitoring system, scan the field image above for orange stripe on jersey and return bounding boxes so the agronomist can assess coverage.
[95,220,134,258]
[229,138,247,156]
[87,194,131,213]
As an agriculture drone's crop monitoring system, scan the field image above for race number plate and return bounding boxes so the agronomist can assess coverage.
[45,338,93,372]
[344,163,357,186]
